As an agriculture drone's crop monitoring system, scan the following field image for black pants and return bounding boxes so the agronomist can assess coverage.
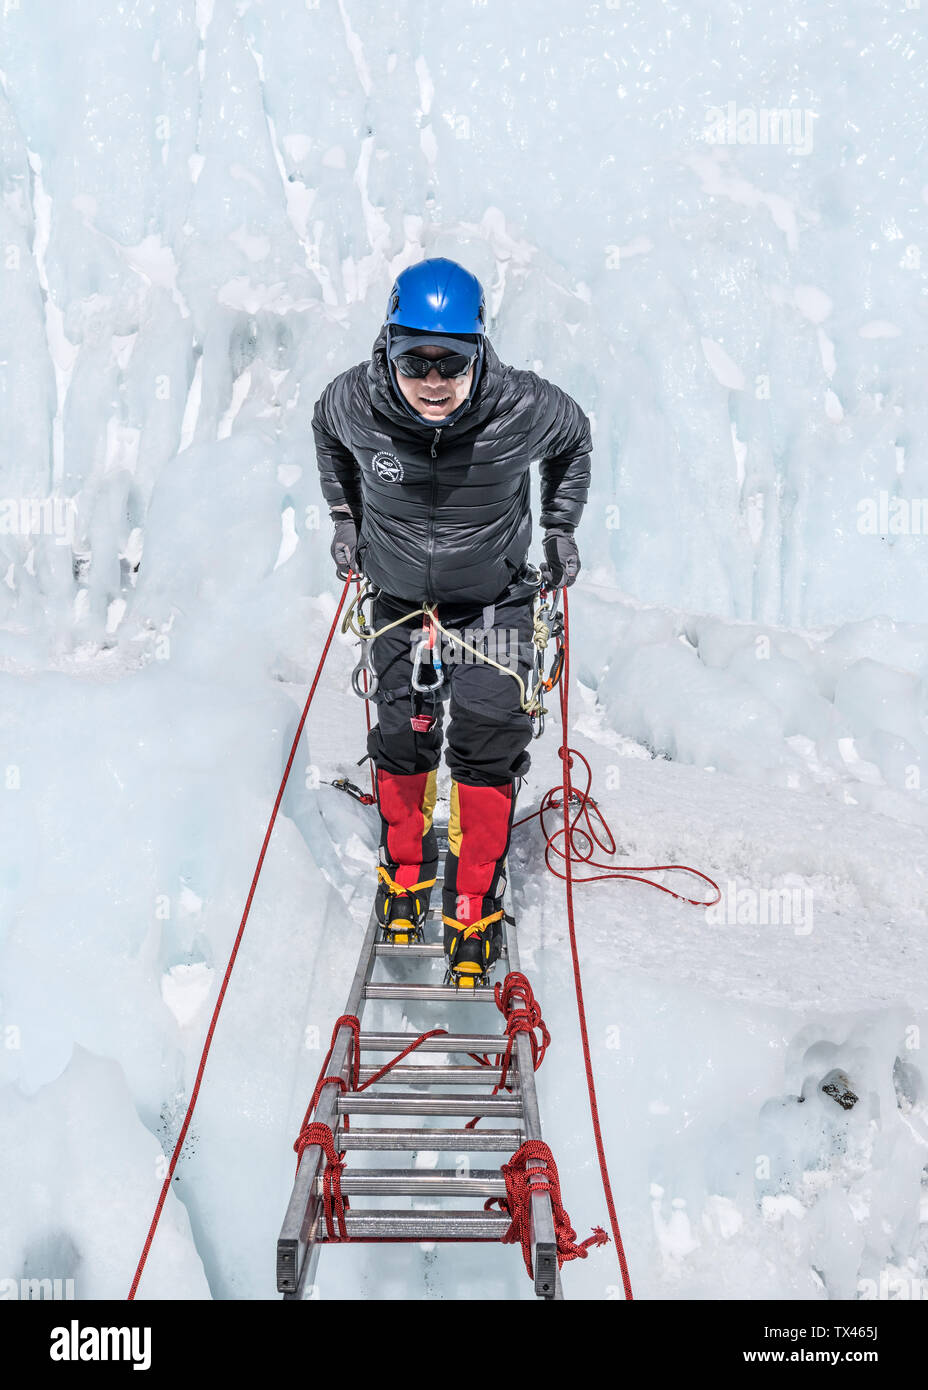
[366,579,536,787]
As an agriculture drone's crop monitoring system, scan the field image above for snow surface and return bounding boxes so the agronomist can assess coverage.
[1,0,927,1301]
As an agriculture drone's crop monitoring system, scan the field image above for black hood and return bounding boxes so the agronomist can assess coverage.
[367,323,507,437]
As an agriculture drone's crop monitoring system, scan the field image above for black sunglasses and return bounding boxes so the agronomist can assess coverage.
[393,350,477,380]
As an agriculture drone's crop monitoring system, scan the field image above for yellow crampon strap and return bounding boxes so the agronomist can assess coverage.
[377,866,436,899]
[441,910,504,941]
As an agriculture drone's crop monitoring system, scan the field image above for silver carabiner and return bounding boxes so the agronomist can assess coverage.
[351,635,379,698]
[349,584,383,700]
[350,611,377,700]
[535,587,561,629]
[410,634,444,693]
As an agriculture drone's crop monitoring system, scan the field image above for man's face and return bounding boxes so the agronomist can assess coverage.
[393,343,475,422]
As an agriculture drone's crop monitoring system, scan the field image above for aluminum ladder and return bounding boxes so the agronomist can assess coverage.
[276,825,562,1300]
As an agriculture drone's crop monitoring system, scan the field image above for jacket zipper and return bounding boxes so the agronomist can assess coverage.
[424,428,442,599]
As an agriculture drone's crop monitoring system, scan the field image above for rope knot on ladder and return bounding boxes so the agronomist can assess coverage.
[465,970,550,1130]
[291,1011,454,1244]
[301,1014,361,1119]
[494,970,550,1082]
[291,1012,362,1241]
[293,1122,349,1240]
[487,1139,609,1277]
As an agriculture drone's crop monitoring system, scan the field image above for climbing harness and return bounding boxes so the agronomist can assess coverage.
[341,574,565,732]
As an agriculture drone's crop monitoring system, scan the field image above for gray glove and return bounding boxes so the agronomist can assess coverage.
[541,529,580,589]
[330,516,360,580]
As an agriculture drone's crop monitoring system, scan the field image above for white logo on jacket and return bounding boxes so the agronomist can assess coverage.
[372,451,404,482]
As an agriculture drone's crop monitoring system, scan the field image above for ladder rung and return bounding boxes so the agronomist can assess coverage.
[359,1033,505,1053]
[373,942,443,957]
[337,1093,522,1117]
[364,983,497,1002]
[338,1128,522,1151]
[329,1211,510,1239]
[357,1065,505,1086]
[313,1170,506,1197]
[373,942,508,958]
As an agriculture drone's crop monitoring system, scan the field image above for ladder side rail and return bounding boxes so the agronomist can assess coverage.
[277,898,382,1295]
[503,866,562,1300]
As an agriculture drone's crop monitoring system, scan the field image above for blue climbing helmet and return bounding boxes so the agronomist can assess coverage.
[385,258,486,336]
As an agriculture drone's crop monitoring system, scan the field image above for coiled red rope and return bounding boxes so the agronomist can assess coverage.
[487,1139,609,1276]
[515,684,721,908]
[127,576,354,1299]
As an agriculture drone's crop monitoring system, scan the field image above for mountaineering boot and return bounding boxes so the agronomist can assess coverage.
[374,767,439,943]
[443,910,503,987]
[442,779,514,987]
[376,869,432,944]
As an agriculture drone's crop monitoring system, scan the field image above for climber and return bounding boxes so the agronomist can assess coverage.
[313,257,589,983]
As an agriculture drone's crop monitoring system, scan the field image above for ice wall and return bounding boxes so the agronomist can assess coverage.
[1,0,927,645]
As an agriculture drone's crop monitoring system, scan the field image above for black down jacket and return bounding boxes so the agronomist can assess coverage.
[312,324,592,605]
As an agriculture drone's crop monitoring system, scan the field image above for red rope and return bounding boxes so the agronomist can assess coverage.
[515,754,720,906]
[545,590,636,1300]
[294,1014,451,1149]
[515,612,720,910]
[356,577,377,804]
[292,1016,451,1241]
[493,971,550,1085]
[291,1014,360,1241]
[127,575,354,1300]
[356,1028,450,1090]
[465,971,550,1129]
[296,1013,361,1137]
[503,592,722,1295]
[487,1139,609,1277]
[295,1122,350,1239]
